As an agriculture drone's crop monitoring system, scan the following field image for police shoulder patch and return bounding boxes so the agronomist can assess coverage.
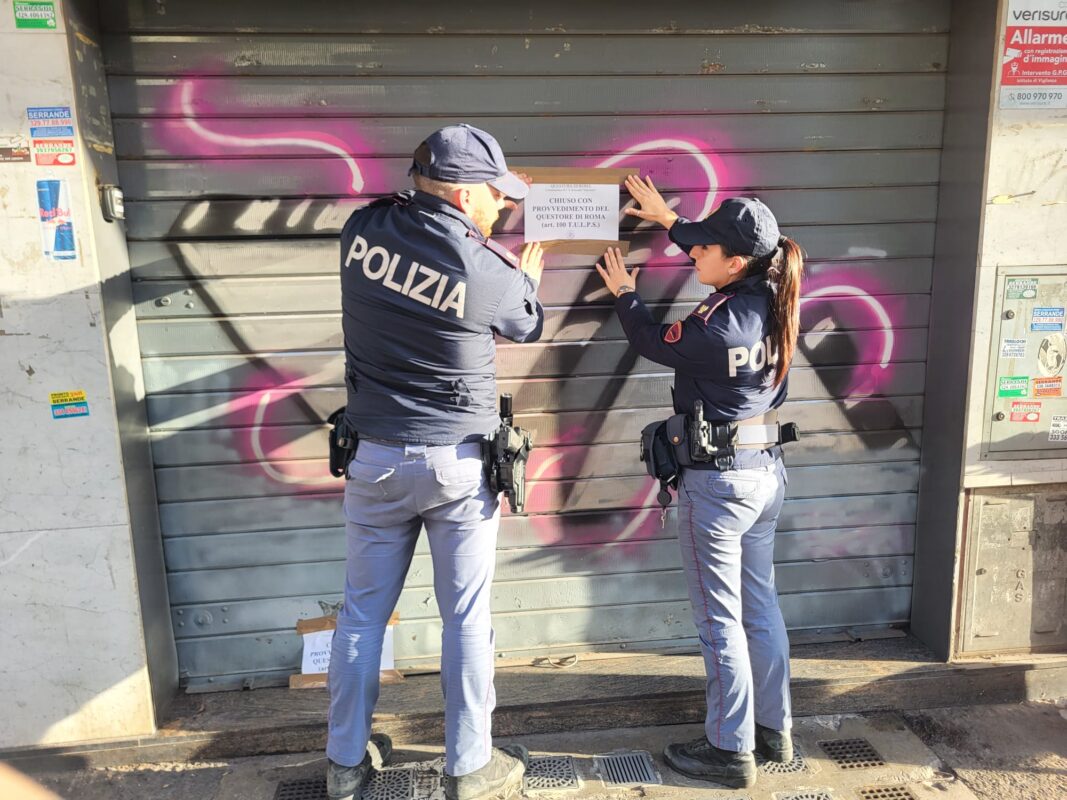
[663,320,683,344]
[689,292,733,326]
[468,231,520,268]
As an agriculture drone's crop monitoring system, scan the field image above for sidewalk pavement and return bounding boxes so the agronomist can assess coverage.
[26,701,1067,800]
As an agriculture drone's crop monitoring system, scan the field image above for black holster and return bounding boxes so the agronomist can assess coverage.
[327,407,359,478]
[482,394,533,514]
[640,401,801,510]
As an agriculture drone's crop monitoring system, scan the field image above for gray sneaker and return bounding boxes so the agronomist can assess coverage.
[444,745,529,800]
[327,733,394,800]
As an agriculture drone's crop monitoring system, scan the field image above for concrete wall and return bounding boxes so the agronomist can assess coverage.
[0,0,156,747]
[964,0,1067,486]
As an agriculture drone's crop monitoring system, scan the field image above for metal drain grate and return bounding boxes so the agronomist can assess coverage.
[366,768,415,800]
[523,755,580,792]
[413,770,441,800]
[592,751,661,786]
[757,743,809,775]
[818,738,886,770]
[777,792,834,800]
[856,787,917,800]
[274,778,327,800]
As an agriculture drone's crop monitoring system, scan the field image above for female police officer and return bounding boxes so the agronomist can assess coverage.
[595,176,803,790]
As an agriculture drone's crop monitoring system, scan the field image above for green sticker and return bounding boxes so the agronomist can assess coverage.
[1006,278,1038,300]
[998,376,1029,397]
[13,0,56,29]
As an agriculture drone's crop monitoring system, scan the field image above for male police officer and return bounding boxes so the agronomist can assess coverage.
[326,124,545,800]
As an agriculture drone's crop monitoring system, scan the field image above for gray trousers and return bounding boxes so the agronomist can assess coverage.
[326,439,500,776]
[677,458,792,753]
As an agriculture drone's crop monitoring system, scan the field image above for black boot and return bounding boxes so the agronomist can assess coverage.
[755,723,793,763]
[327,733,394,800]
[663,735,756,789]
[444,744,528,800]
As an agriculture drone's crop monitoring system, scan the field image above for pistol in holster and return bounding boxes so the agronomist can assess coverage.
[327,407,359,478]
[482,393,534,514]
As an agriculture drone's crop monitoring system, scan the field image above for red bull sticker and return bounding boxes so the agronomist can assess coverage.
[37,178,77,261]
[1010,400,1042,422]
[1033,376,1062,397]
[49,390,89,419]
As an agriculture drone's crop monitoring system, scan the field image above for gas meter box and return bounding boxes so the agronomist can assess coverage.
[985,266,1067,457]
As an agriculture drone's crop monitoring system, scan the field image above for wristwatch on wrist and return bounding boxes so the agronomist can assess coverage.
[615,285,635,297]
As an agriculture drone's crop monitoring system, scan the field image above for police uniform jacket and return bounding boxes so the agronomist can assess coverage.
[614,261,787,469]
[341,190,544,444]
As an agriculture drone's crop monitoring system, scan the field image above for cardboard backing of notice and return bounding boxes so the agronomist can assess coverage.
[290,611,403,689]
[511,166,631,256]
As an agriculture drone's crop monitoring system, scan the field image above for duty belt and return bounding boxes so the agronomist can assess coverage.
[641,402,800,512]
[732,410,782,450]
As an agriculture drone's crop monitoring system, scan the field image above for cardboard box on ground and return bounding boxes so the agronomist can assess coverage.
[290,612,402,690]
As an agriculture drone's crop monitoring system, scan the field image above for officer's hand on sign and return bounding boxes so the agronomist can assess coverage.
[623,174,678,230]
[520,240,545,284]
[595,246,639,298]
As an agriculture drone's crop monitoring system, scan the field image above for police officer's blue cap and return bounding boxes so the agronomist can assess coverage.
[410,124,529,200]
[671,197,781,259]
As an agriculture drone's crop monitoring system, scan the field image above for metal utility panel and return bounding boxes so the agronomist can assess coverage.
[959,486,1067,655]
[986,266,1067,456]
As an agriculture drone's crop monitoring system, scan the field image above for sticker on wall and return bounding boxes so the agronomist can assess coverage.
[1031,306,1065,332]
[27,106,72,128]
[1010,400,1042,422]
[0,134,31,162]
[49,390,89,419]
[1001,0,1067,109]
[27,107,76,165]
[32,138,76,166]
[12,0,56,28]
[1037,333,1067,376]
[1033,376,1063,397]
[998,376,1030,397]
[36,179,77,261]
[1049,415,1067,442]
[1006,278,1039,300]
[1000,338,1028,359]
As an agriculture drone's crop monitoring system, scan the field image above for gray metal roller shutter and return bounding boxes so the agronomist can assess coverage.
[100,0,947,690]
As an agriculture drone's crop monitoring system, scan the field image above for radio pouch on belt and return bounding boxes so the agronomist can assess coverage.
[327,407,359,478]
[640,412,692,511]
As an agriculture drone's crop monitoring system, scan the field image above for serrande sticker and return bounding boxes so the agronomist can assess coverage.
[49,390,89,419]
[1037,333,1067,376]
[1000,338,1027,359]
[1010,401,1042,423]
[1033,376,1062,397]
[13,0,56,28]
[998,376,1030,397]
[1006,278,1039,300]
[1049,416,1067,443]
[1031,306,1065,332]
